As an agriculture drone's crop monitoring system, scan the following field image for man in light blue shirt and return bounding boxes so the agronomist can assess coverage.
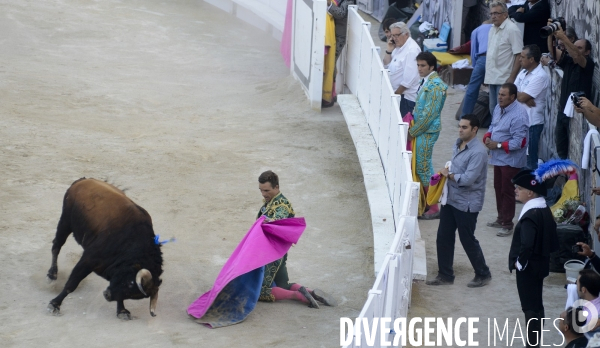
[461,21,493,117]
[483,83,529,237]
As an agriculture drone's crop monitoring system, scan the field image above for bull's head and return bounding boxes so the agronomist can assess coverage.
[102,268,159,317]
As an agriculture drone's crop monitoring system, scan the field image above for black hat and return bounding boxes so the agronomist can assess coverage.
[511,169,547,196]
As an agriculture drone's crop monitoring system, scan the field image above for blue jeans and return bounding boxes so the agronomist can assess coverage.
[461,55,486,116]
[400,96,415,118]
[527,124,544,170]
[488,84,502,117]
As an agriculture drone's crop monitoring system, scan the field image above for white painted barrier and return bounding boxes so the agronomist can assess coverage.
[340,5,421,348]
[290,0,326,110]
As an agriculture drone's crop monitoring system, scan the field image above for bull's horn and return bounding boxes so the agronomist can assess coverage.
[149,289,158,317]
[135,269,152,296]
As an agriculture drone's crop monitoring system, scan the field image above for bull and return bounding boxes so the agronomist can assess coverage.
[46,178,163,320]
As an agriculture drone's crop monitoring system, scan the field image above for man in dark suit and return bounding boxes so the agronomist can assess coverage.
[509,0,551,53]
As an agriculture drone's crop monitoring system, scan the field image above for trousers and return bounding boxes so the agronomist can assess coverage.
[493,165,521,229]
[436,204,491,280]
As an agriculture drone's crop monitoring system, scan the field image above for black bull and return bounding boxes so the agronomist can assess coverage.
[47,178,163,320]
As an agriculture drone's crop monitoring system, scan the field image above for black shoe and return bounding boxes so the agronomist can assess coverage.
[467,275,492,288]
[425,276,454,286]
[298,286,319,309]
[310,289,337,307]
[322,99,335,108]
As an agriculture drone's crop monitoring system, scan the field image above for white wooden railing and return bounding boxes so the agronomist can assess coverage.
[340,5,420,347]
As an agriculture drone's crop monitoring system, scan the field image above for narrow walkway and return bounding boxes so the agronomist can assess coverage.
[361,13,566,345]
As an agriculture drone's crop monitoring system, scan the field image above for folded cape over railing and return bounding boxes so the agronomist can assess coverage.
[187,216,306,328]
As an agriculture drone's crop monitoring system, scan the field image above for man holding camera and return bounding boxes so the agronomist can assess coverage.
[546,21,595,159]
[574,97,600,128]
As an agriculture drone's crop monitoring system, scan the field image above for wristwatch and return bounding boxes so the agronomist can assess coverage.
[497,143,502,149]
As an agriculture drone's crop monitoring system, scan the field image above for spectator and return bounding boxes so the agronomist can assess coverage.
[461,20,493,117]
[383,22,421,117]
[382,17,397,42]
[484,1,524,116]
[547,23,595,159]
[327,0,355,64]
[461,0,478,44]
[483,83,529,236]
[425,114,492,287]
[514,44,549,169]
[576,242,600,271]
[509,0,551,53]
[408,52,448,219]
[576,270,600,340]
[557,307,588,348]
[509,168,559,348]
[574,97,600,129]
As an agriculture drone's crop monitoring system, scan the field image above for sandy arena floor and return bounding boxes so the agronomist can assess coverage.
[0,1,376,347]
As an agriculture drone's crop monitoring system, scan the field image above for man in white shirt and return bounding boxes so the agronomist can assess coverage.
[383,22,421,117]
[514,44,549,170]
[484,1,524,116]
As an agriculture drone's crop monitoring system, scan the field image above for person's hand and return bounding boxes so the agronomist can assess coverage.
[541,55,550,66]
[485,140,499,150]
[577,242,595,258]
[387,36,395,52]
[595,216,600,237]
[262,217,273,224]
[327,0,332,5]
[592,187,600,195]
[578,97,593,110]
[440,167,449,177]
[516,7,524,13]
[525,99,536,108]
[553,23,566,40]
[407,133,413,142]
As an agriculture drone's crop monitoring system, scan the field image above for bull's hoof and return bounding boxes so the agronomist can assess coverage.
[117,310,132,320]
[47,269,57,282]
[47,303,61,316]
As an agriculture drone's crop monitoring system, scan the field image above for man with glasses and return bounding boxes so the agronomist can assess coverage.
[484,1,524,116]
[383,22,421,117]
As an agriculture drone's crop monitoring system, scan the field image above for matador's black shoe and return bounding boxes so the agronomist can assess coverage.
[298,286,319,309]
[311,289,337,307]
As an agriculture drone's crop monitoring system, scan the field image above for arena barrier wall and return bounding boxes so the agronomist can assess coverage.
[339,6,422,347]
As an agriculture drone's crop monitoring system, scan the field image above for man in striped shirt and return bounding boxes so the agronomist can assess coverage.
[483,83,529,237]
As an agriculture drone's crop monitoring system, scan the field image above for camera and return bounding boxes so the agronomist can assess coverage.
[571,244,583,254]
[540,17,566,38]
[571,92,586,108]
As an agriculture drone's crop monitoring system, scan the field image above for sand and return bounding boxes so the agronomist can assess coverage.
[0,1,375,347]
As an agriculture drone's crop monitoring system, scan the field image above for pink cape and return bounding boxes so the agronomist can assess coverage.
[280,0,293,68]
[187,216,306,328]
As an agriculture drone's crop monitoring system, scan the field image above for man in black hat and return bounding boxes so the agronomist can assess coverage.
[509,169,559,347]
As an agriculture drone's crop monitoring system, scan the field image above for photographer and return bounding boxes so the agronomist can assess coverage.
[546,20,595,159]
[574,97,600,128]
[576,242,600,271]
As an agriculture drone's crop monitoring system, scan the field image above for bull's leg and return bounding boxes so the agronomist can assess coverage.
[47,215,72,281]
[48,258,92,315]
[116,300,131,320]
